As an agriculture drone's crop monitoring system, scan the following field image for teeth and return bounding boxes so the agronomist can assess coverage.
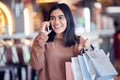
[55,26,62,29]
[55,26,61,28]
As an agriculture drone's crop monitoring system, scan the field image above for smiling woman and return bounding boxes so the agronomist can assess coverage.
[50,9,67,35]
[30,3,90,80]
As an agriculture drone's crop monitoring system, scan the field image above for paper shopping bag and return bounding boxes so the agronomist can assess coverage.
[78,55,92,80]
[82,53,96,80]
[71,57,83,80]
[86,49,118,80]
[65,62,74,80]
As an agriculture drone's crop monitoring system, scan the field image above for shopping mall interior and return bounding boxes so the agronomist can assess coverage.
[0,0,120,80]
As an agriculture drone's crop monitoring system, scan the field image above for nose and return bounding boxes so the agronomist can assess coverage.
[55,18,59,25]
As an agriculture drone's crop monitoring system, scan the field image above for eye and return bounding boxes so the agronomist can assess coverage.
[50,16,55,21]
[59,15,65,20]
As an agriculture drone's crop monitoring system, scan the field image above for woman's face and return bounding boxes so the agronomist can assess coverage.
[50,9,67,37]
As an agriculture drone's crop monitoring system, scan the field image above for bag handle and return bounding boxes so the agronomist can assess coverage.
[79,45,95,55]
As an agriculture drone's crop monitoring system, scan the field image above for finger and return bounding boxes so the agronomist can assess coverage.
[44,22,50,30]
[85,38,88,41]
[78,45,83,51]
[81,38,88,47]
[85,39,91,49]
[47,29,52,35]
[40,21,50,32]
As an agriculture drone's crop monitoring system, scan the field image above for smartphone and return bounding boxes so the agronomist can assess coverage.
[47,25,52,32]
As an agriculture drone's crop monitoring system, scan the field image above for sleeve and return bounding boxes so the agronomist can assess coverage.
[30,32,48,70]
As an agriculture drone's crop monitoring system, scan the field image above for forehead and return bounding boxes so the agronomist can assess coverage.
[50,9,64,16]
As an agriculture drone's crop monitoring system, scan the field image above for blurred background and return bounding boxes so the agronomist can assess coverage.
[0,0,120,80]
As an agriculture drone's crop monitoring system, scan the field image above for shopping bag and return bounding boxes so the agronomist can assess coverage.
[82,53,96,80]
[71,57,82,80]
[86,49,118,80]
[65,62,74,80]
[78,55,92,80]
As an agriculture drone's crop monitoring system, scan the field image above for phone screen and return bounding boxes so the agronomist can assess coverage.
[47,25,52,32]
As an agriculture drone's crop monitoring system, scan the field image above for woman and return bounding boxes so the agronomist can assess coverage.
[30,3,90,80]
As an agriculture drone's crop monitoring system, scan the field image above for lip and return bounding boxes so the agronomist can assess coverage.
[55,25,61,28]
[54,25,63,30]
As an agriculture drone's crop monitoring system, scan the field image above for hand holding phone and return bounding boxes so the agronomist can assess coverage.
[40,21,52,35]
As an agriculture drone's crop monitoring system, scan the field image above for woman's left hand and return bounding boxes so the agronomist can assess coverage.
[78,37,91,51]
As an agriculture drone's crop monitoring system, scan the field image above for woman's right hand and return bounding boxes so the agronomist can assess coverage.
[40,21,52,35]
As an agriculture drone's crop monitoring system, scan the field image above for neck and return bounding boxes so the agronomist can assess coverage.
[56,33,63,39]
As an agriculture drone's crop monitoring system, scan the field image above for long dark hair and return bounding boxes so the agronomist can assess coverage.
[47,3,78,47]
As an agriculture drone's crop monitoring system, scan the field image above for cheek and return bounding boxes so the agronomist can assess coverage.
[64,19,67,24]
[63,21,67,28]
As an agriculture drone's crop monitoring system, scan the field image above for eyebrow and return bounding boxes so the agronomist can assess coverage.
[50,15,65,17]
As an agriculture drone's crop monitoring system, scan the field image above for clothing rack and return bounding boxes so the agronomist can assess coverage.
[0,38,33,80]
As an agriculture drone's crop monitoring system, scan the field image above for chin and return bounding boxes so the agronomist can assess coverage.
[55,31,64,34]
[54,30,64,34]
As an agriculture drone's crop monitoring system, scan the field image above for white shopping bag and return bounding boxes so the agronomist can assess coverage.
[86,49,118,80]
[78,55,92,80]
[71,57,83,80]
[83,53,96,80]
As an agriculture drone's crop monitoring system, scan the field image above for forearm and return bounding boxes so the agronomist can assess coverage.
[30,32,48,70]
